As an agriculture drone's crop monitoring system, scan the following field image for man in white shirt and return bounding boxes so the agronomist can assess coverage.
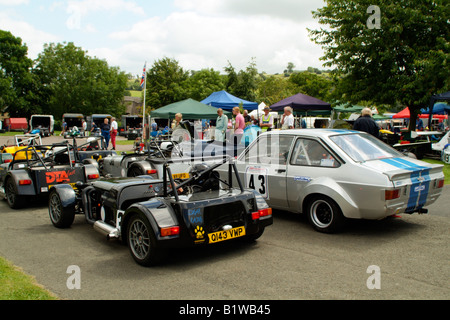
[110,117,118,150]
[82,120,87,136]
[281,107,295,130]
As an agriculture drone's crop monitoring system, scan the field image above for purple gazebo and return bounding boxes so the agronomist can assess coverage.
[270,93,331,115]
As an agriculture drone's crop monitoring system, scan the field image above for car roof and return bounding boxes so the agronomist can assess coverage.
[265,129,359,138]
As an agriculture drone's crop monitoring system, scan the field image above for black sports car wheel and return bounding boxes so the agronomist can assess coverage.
[49,190,75,228]
[127,213,163,266]
[307,196,345,233]
[128,167,144,177]
[241,226,265,242]
[5,179,24,209]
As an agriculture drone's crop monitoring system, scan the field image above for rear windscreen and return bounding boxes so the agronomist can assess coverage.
[31,117,51,127]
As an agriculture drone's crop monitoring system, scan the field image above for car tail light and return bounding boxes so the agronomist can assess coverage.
[4,159,12,163]
[385,189,400,200]
[19,179,32,186]
[146,169,157,175]
[436,179,445,189]
[252,208,273,220]
[88,174,100,180]
[160,226,180,237]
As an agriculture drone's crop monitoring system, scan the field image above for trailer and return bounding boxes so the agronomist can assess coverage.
[29,115,54,137]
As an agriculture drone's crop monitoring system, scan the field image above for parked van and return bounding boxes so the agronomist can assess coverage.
[30,115,54,137]
[120,115,143,140]
[87,114,112,136]
[62,113,85,137]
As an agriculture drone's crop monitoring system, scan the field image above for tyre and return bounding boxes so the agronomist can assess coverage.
[306,196,345,233]
[127,213,163,267]
[48,189,75,228]
[241,226,265,242]
[5,178,24,209]
[128,166,144,177]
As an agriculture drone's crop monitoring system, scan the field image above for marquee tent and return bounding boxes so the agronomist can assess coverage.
[422,103,450,115]
[427,92,450,125]
[392,107,447,120]
[150,98,231,120]
[270,93,332,115]
[201,90,258,111]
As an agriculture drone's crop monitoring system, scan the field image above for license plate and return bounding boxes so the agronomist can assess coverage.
[172,173,190,180]
[208,226,246,244]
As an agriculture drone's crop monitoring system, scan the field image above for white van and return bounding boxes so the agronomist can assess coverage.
[30,115,55,137]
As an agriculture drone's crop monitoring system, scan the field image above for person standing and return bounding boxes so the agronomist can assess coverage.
[281,107,295,130]
[260,106,274,132]
[215,108,228,142]
[172,113,183,132]
[353,108,380,138]
[82,119,87,136]
[110,117,118,150]
[243,110,251,127]
[100,118,111,150]
[233,107,245,144]
[60,121,67,136]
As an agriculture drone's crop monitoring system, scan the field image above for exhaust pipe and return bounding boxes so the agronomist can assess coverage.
[93,221,120,240]
[418,208,428,215]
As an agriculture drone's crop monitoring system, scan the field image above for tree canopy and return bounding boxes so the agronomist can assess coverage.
[0,30,36,117]
[309,0,449,129]
[34,42,128,119]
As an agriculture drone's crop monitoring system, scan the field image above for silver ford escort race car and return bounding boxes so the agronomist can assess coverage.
[217,129,445,233]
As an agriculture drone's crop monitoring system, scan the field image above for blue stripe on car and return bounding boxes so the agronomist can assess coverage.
[381,158,431,213]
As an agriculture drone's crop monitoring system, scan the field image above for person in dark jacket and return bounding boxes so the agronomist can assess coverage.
[353,108,380,138]
[100,118,111,149]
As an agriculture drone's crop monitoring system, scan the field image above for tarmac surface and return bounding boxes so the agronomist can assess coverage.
[0,134,449,300]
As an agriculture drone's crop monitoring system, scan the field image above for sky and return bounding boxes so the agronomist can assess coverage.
[0,0,328,76]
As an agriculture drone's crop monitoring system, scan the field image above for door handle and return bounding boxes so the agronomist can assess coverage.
[276,169,286,173]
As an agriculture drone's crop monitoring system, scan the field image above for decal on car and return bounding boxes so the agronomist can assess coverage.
[294,176,312,182]
[381,158,431,213]
[194,226,206,244]
[245,166,269,199]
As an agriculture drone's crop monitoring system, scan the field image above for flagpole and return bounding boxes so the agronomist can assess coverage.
[142,62,147,138]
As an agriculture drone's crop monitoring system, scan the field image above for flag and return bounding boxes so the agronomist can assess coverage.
[140,63,146,88]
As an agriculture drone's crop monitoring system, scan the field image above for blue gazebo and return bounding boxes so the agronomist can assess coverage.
[201,90,258,111]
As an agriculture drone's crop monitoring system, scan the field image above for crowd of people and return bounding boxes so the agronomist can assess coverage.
[60,117,119,150]
[167,106,305,144]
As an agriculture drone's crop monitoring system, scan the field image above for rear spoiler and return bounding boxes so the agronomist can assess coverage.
[383,163,444,181]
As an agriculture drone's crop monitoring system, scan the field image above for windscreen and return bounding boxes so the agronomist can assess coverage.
[330,133,402,162]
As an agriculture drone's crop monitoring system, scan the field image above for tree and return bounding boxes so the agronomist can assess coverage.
[34,42,128,119]
[289,72,334,102]
[186,68,226,101]
[224,58,260,102]
[0,30,36,117]
[257,76,297,106]
[146,57,189,110]
[284,62,296,76]
[309,0,449,130]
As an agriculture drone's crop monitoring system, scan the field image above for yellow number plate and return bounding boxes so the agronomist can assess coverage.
[208,226,246,244]
[172,173,190,180]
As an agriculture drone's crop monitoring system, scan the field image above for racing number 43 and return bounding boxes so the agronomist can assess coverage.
[245,166,269,199]
[248,174,266,195]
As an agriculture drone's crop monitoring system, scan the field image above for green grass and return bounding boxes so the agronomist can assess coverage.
[129,90,143,98]
[422,158,450,185]
[0,256,57,300]
[0,131,21,137]
[116,140,136,146]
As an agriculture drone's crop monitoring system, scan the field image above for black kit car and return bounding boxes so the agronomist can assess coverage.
[48,156,273,266]
[0,140,100,209]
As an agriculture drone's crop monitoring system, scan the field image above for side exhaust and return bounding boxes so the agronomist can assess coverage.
[93,221,120,240]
